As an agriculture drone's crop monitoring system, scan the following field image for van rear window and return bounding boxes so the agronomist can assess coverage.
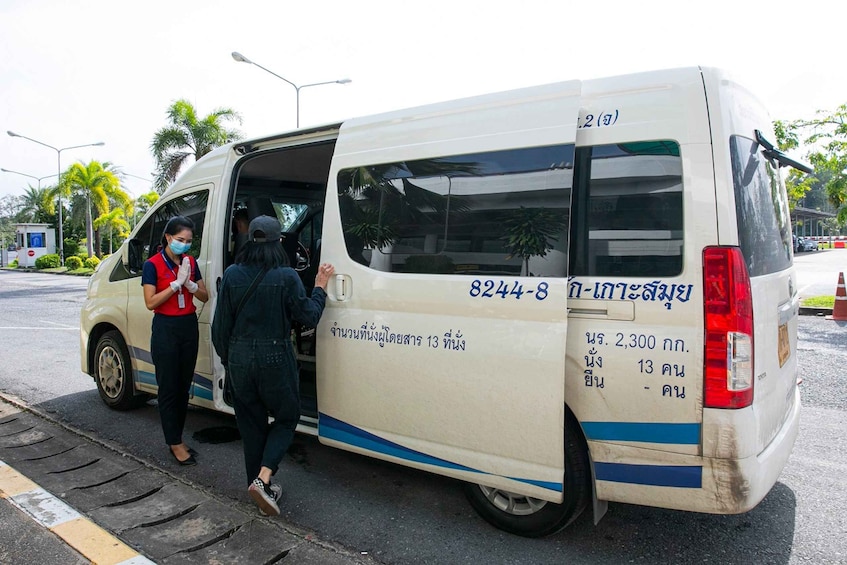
[729,135,792,276]
[570,141,684,277]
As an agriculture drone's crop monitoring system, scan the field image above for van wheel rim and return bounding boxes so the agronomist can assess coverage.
[97,346,124,399]
[478,485,548,516]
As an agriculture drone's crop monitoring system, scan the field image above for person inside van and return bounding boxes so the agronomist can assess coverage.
[141,216,209,466]
[231,207,250,262]
[211,215,335,516]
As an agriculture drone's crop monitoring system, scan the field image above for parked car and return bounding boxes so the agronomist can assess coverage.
[796,237,818,252]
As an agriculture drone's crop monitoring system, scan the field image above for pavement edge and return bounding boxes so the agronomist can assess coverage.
[0,459,154,565]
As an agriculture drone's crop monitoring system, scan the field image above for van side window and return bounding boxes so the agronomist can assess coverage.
[337,145,574,276]
[128,189,209,276]
[729,135,792,276]
[570,141,683,277]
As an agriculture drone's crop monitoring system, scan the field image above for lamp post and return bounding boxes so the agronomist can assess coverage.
[0,168,58,190]
[7,131,105,265]
[231,51,351,128]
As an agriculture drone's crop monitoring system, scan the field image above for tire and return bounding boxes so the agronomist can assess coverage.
[464,415,591,537]
[94,330,146,410]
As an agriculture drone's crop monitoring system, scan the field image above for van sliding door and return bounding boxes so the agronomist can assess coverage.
[317,82,581,502]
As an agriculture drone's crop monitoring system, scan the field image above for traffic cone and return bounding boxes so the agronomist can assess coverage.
[828,272,847,321]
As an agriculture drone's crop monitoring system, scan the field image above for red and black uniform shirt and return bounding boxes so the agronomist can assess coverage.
[142,251,202,316]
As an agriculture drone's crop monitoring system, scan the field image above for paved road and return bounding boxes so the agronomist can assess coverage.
[795,247,846,299]
[0,267,845,564]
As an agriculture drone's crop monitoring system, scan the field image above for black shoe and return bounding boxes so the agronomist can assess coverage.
[187,447,198,458]
[169,448,197,466]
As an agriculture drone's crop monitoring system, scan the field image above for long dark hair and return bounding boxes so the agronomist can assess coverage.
[235,240,289,269]
[161,216,195,248]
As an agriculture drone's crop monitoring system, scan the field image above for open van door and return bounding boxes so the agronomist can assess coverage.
[316,81,584,535]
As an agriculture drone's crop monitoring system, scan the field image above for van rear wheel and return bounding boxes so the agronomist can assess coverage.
[94,331,146,410]
[463,418,590,537]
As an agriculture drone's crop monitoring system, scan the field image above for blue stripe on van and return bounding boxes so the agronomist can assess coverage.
[130,346,152,365]
[594,462,702,488]
[582,422,700,445]
[319,413,562,492]
[137,369,213,401]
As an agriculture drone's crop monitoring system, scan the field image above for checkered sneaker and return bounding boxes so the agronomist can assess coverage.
[248,478,280,516]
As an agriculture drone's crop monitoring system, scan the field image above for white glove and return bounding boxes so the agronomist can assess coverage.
[177,257,191,286]
[169,281,181,293]
[185,280,198,293]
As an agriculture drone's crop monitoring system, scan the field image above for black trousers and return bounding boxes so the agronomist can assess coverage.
[227,337,300,486]
[150,313,199,446]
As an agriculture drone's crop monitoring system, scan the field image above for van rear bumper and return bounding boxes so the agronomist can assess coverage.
[588,386,800,514]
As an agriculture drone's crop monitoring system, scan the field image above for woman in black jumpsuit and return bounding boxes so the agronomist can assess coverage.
[212,215,334,516]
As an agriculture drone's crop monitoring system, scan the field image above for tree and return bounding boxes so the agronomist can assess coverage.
[132,191,159,228]
[777,105,847,223]
[94,208,131,255]
[0,194,21,248]
[56,161,130,257]
[15,186,55,224]
[502,207,565,276]
[151,99,242,193]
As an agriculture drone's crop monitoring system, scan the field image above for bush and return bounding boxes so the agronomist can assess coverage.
[63,239,81,257]
[35,254,61,269]
[84,256,101,270]
[8,259,17,268]
[64,256,83,270]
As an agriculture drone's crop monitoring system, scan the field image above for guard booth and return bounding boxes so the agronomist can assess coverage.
[15,223,56,268]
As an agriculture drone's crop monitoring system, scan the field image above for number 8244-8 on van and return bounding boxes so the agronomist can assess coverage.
[80,66,809,537]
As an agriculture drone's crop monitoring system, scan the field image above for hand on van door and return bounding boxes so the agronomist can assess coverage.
[177,257,191,286]
[314,263,335,291]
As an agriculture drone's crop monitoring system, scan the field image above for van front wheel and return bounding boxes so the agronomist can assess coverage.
[94,331,146,410]
[463,421,590,537]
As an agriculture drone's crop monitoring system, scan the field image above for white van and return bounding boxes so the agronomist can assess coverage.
[81,66,807,537]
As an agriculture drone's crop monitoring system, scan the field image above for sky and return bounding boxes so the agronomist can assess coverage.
[1,0,845,200]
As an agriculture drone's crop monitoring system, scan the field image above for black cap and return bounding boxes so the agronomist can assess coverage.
[248,215,281,243]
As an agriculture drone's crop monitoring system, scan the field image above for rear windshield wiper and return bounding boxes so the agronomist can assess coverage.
[755,129,813,174]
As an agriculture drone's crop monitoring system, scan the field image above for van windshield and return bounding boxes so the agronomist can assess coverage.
[729,135,793,276]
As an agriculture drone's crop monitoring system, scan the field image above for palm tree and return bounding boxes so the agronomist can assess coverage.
[94,208,131,255]
[56,161,130,257]
[151,99,242,193]
[132,191,159,228]
[16,186,55,224]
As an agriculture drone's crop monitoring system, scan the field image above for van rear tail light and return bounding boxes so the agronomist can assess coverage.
[703,247,754,408]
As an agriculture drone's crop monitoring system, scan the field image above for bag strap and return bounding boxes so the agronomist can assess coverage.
[233,268,268,323]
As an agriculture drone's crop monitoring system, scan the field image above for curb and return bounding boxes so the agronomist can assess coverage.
[799,306,834,317]
[0,460,154,565]
[0,391,376,564]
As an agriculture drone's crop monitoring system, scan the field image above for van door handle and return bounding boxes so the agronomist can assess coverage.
[334,274,350,301]
[567,299,635,321]
[216,276,222,293]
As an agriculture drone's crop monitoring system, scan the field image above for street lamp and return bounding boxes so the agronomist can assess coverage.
[231,51,351,128]
[7,131,105,265]
[0,168,58,190]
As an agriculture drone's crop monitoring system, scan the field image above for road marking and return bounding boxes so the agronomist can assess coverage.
[40,320,77,329]
[0,459,154,565]
[0,327,79,331]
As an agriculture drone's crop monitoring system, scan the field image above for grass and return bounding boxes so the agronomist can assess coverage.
[802,295,835,308]
[66,268,94,275]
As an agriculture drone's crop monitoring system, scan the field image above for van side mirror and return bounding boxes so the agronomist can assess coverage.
[127,239,144,274]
